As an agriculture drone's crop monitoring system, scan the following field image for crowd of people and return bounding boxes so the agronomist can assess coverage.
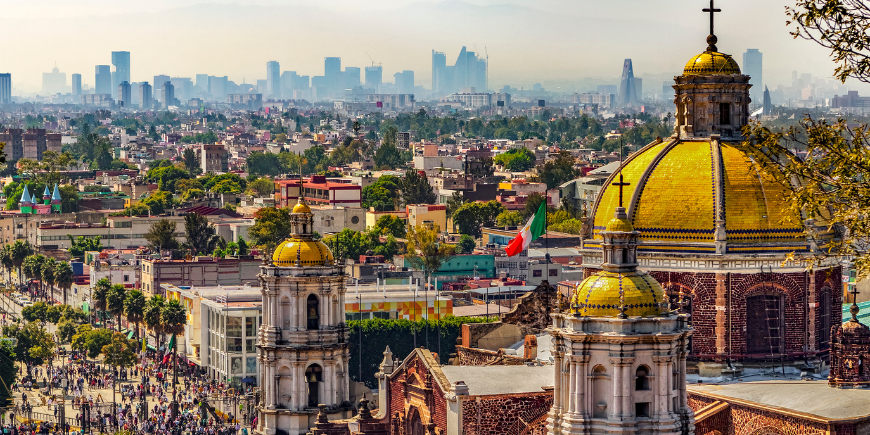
[6,347,258,435]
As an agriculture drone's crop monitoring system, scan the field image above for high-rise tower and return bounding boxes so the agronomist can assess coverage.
[762,85,772,115]
[618,59,637,107]
[71,74,82,96]
[431,50,447,95]
[266,61,280,99]
[0,74,10,104]
[111,51,131,91]
[117,81,131,108]
[95,65,111,95]
[743,49,762,104]
[255,195,352,435]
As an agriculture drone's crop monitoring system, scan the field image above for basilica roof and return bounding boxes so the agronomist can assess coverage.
[272,238,334,267]
[683,51,741,76]
[570,270,666,317]
[588,139,823,254]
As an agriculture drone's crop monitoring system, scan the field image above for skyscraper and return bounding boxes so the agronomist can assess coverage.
[431,50,447,95]
[154,74,170,102]
[118,81,131,108]
[162,82,175,108]
[139,82,152,110]
[762,86,772,115]
[618,59,637,107]
[42,67,67,95]
[95,65,112,95]
[344,67,361,88]
[266,61,280,99]
[71,74,82,96]
[195,74,209,94]
[743,49,763,104]
[324,57,341,97]
[394,70,415,94]
[0,74,10,104]
[635,78,643,101]
[365,66,383,92]
[111,51,131,92]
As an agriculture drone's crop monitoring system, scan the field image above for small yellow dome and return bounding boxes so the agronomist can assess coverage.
[605,216,634,233]
[272,238,334,266]
[292,201,312,214]
[570,271,665,317]
[684,51,741,75]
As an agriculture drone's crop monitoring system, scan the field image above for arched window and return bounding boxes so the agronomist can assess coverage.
[307,294,320,330]
[746,293,784,357]
[305,364,322,407]
[635,365,650,390]
[591,365,609,419]
[281,296,292,329]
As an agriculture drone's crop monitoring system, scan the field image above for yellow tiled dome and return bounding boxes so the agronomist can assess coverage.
[272,238,334,266]
[605,216,634,233]
[590,140,822,254]
[684,51,741,75]
[292,201,312,214]
[570,271,665,317]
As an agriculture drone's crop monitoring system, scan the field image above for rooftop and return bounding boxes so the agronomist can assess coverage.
[440,364,552,396]
[688,379,870,421]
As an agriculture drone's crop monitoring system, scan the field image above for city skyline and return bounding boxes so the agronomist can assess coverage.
[1,0,865,94]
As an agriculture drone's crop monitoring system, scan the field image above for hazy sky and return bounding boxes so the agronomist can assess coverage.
[1,0,859,93]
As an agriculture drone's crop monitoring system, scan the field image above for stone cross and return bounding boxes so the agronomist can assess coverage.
[703,0,721,37]
[612,173,630,208]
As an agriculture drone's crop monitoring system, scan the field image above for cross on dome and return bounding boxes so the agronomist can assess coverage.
[702,0,722,51]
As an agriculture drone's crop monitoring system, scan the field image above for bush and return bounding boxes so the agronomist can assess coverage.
[347,316,496,388]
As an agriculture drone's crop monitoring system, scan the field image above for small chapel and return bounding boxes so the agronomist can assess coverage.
[255,197,355,435]
[579,7,843,374]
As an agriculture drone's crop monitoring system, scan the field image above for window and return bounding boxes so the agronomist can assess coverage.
[351,216,360,224]
[307,294,320,330]
[635,402,650,418]
[635,366,650,390]
[246,339,256,353]
[719,103,731,125]
[549,269,558,277]
[245,317,255,338]
[373,312,390,319]
[123,275,129,282]
[533,270,542,277]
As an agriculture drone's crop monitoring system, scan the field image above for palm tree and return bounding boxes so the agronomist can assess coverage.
[41,257,57,303]
[0,245,13,285]
[92,278,112,327]
[144,295,166,349]
[22,254,42,299]
[124,290,146,339]
[10,241,34,287]
[54,262,75,306]
[161,298,187,403]
[107,284,127,333]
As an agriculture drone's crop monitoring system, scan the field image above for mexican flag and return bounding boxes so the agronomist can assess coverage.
[505,203,546,257]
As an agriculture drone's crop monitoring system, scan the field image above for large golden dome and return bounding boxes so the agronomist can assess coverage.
[588,139,828,254]
[571,271,666,317]
[272,238,334,266]
[684,51,741,75]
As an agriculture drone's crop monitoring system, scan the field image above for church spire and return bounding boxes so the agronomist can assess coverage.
[703,0,721,51]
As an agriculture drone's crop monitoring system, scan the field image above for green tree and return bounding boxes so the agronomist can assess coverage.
[493,148,536,172]
[107,284,127,332]
[362,175,401,211]
[246,152,283,177]
[22,254,43,297]
[183,212,220,255]
[102,332,138,405]
[71,325,112,359]
[404,224,456,348]
[67,235,103,258]
[147,166,190,193]
[452,201,505,238]
[246,177,275,197]
[373,140,404,169]
[522,192,548,220]
[54,261,75,305]
[92,278,111,326]
[124,289,146,339]
[496,210,524,227]
[0,245,14,285]
[401,169,436,205]
[248,207,292,255]
[372,215,406,238]
[548,218,584,235]
[182,148,200,176]
[22,301,49,324]
[237,236,249,256]
[10,241,33,286]
[456,234,477,254]
[161,298,187,398]
[144,295,166,349]
[41,257,57,302]
[57,319,77,344]
[538,150,580,189]
[144,219,180,256]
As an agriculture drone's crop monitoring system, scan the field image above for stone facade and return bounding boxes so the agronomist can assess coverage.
[828,306,870,388]
[673,72,750,139]
[579,267,842,362]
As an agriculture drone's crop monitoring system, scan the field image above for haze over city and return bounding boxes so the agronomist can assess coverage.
[2,0,861,93]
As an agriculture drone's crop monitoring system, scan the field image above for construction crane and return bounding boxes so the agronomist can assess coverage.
[365,51,381,68]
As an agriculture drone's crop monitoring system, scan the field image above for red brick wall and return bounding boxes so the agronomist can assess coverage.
[688,394,732,435]
[460,393,552,435]
[432,382,448,433]
[389,371,406,419]
[585,266,843,361]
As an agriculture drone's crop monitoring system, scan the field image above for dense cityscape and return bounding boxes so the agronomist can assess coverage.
[1,2,870,435]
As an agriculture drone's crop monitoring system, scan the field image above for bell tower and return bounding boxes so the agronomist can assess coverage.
[257,195,353,435]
